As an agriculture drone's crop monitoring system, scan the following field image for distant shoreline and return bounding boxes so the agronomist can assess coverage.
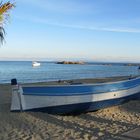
[0,60,140,66]
[55,61,140,66]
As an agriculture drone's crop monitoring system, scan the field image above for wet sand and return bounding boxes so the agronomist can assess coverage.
[0,77,140,140]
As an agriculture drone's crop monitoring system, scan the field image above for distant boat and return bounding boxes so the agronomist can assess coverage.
[32,61,40,67]
[10,77,140,114]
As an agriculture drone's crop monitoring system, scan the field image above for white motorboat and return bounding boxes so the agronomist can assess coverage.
[32,61,40,67]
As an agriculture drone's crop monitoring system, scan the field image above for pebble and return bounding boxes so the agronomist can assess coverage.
[98,132,104,136]
[83,134,90,140]
[90,136,98,140]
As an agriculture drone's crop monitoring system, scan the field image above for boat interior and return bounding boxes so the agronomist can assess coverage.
[22,75,138,87]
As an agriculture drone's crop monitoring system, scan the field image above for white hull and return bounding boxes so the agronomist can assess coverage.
[32,62,40,67]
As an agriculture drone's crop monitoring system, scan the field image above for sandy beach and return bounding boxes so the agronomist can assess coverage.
[0,77,140,140]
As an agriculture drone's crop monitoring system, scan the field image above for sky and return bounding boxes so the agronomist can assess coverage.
[0,0,140,62]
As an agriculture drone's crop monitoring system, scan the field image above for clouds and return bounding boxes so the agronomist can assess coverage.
[14,14,140,34]
[14,0,140,34]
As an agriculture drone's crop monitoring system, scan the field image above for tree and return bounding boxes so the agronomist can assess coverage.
[0,1,15,44]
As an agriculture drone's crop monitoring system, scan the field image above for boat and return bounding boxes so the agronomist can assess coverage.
[32,61,40,67]
[10,77,140,114]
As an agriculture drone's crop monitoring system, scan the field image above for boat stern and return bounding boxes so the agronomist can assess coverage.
[11,79,22,111]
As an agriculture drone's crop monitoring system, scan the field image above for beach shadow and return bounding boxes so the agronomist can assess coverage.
[27,112,104,139]
[117,135,140,140]
[119,100,140,114]
[80,112,140,139]
[0,103,11,113]
[78,113,138,128]
[27,111,138,140]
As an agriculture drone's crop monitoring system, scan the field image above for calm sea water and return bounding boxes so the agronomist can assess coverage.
[0,61,139,83]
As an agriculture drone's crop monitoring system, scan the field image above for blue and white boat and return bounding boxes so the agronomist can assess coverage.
[11,77,140,114]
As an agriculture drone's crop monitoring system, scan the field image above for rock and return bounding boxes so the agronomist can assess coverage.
[56,61,85,65]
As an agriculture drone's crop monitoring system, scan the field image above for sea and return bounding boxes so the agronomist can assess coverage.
[0,61,139,84]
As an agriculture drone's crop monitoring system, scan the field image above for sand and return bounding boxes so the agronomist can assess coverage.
[0,78,140,140]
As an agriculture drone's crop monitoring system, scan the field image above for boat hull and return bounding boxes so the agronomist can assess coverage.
[11,77,140,114]
[26,92,140,114]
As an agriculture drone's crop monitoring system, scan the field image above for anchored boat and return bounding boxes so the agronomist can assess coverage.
[32,61,41,67]
[11,77,140,114]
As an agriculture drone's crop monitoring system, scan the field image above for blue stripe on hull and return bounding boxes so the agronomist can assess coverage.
[26,92,140,114]
[23,77,140,96]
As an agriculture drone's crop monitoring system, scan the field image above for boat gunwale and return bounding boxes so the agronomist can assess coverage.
[22,81,140,96]
[22,76,140,88]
